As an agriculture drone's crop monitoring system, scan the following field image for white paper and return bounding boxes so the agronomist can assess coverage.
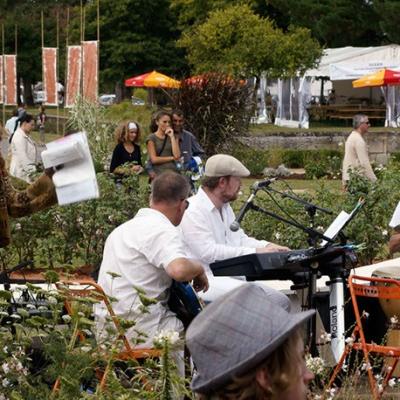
[41,141,85,168]
[389,201,400,228]
[45,132,99,205]
[321,211,351,247]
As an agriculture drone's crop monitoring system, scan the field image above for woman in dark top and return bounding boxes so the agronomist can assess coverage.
[110,121,143,176]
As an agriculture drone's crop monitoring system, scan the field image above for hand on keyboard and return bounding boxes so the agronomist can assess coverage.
[257,243,290,253]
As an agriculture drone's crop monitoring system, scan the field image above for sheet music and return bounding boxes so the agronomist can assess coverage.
[389,201,400,228]
[321,211,351,247]
[43,132,99,205]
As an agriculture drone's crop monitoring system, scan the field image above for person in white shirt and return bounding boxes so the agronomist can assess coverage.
[95,171,208,348]
[9,113,38,183]
[2,109,19,159]
[180,154,290,308]
[4,109,19,137]
[342,114,377,186]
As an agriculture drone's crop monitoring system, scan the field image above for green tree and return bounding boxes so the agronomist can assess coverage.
[373,0,400,44]
[266,0,382,47]
[82,0,187,97]
[179,4,321,79]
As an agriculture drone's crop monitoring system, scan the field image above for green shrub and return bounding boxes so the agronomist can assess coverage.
[230,144,269,175]
[172,73,253,154]
[241,163,400,264]
[281,149,306,168]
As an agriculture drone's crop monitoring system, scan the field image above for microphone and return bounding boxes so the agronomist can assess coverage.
[230,192,256,232]
[251,177,277,191]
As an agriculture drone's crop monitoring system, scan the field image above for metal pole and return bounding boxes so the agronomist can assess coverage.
[2,24,5,126]
[56,9,60,136]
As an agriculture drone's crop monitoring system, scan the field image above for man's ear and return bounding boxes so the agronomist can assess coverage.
[256,367,271,391]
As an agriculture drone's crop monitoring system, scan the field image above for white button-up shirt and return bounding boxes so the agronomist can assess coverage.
[95,208,187,346]
[180,187,268,274]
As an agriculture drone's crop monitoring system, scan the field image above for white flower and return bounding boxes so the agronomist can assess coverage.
[362,310,370,318]
[391,315,398,324]
[62,315,72,323]
[81,346,92,353]
[389,378,396,387]
[361,362,372,371]
[345,336,354,346]
[305,355,326,375]
[320,331,331,343]
[47,296,58,305]
[15,223,21,231]
[275,232,281,240]
[153,330,180,345]
[10,314,21,320]
[338,142,343,147]
[382,230,388,236]
[95,136,100,142]
[2,363,10,374]
[2,378,10,387]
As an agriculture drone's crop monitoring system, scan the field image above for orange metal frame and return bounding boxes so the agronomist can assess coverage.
[53,279,160,392]
[329,275,400,399]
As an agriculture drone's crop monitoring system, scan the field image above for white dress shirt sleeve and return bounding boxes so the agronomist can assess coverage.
[180,197,268,269]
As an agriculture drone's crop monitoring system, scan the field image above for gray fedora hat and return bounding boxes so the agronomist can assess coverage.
[204,154,250,177]
[186,283,315,394]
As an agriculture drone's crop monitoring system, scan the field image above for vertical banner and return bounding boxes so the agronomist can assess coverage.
[4,55,17,106]
[42,47,58,106]
[0,56,3,104]
[82,40,98,103]
[65,45,82,108]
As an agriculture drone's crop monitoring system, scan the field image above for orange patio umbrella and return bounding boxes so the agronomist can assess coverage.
[352,69,400,88]
[125,70,180,89]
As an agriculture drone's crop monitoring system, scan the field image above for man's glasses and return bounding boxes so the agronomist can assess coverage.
[363,121,371,125]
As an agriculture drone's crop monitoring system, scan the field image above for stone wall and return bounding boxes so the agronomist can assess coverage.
[239,130,400,165]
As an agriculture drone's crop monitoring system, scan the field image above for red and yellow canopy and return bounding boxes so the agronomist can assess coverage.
[352,69,400,88]
[125,70,180,89]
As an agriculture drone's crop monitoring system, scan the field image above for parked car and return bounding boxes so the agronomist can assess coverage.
[131,96,145,106]
[99,94,117,106]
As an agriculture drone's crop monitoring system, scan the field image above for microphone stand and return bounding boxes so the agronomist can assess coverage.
[246,184,336,356]
[245,202,334,247]
[261,186,333,230]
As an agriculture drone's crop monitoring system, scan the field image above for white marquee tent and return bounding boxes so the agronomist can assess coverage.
[269,45,400,128]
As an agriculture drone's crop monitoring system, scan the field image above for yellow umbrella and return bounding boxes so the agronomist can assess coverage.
[125,70,180,89]
[144,71,181,89]
[352,69,400,88]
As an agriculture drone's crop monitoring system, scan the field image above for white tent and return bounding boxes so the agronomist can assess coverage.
[273,45,400,128]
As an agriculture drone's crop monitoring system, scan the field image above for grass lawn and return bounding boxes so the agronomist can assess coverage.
[240,177,341,194]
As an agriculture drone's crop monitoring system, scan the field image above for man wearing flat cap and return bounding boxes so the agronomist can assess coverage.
[186,283,315,399]
[180,154,290,305]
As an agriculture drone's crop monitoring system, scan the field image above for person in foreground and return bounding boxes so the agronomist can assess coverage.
[95,171,208,347]
[180,153,290,305]
[0,128,57,248]
[186,283,315,400]
[342,114,377,187]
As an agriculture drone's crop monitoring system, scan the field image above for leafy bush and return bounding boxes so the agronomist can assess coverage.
[241,163,400,264]
[230,143,269,175]
[1,173,148,271]
[172,73,253,154]
[0,276,187,399]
